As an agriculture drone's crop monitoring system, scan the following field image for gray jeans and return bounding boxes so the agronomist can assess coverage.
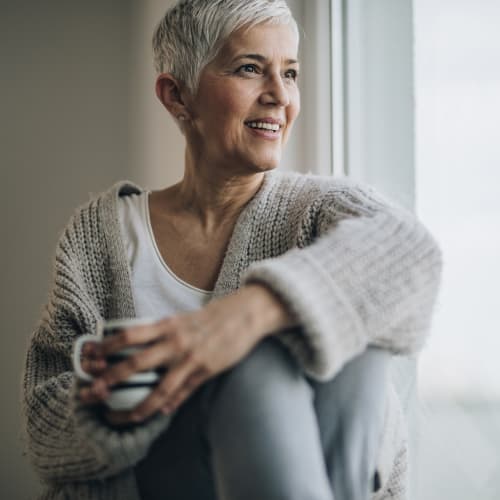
[135,339,390,500]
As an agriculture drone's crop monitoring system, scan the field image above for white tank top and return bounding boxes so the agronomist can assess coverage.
[118,192,213,321]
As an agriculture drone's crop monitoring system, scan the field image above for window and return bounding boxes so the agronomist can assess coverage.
[415,0,500,498]
[326,0,500,498]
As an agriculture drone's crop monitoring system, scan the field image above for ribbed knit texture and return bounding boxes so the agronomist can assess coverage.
[22,170,442,499]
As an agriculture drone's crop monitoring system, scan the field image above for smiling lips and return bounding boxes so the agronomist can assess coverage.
[244,118,284,137]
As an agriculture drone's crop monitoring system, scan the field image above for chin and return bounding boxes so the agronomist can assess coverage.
[243,162,278,175]
[246,154,282,173]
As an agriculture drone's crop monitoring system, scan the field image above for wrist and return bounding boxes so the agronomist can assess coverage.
[240,283,296,340]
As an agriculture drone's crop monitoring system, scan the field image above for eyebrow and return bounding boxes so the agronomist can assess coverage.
[231,53,299,65]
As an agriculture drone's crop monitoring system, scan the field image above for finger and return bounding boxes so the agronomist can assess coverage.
[94,339,180,389]
[98,317,175,356]
[104,409,136,427]
[81,358,107,376]
[82,341,101,357]
[130,359,196,421]
[159,357,198,400]
[76,342,106,376]
[78,384,109,405]
[161,369,207,414]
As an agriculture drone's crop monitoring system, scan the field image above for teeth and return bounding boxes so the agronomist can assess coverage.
[247,121,281,131]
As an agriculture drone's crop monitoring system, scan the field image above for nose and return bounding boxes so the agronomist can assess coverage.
[260,73,290,107]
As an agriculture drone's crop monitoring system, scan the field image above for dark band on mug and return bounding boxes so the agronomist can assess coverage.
[110,381,160,390]
[106,348,163,366]
[106,353,131,364]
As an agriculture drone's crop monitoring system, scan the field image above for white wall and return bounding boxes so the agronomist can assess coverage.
[128,0,185,190]
[1,1,135,497]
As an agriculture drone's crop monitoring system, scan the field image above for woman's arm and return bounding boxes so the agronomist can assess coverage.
[78,283,293,424]
[241,181,443,380]
[77,179,441,424]
[23,335,167,482]
[21,208,171,483]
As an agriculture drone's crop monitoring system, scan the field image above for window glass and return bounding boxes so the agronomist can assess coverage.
[414,0,500,498]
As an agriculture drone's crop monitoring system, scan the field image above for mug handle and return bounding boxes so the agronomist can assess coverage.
[72,334,101,382]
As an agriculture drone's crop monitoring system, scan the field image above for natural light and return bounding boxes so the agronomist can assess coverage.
[415,0,500,498]
[415,0,500,402]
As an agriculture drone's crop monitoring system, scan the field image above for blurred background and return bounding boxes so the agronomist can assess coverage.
[1,1,178,497]
[1,0,498,498]
[414,0,500,498]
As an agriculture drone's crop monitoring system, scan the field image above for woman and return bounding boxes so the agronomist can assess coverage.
[22,1,442,499]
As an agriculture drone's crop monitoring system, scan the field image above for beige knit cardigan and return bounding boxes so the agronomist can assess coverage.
[22,170,442,499]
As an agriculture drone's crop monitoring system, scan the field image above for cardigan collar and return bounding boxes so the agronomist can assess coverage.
[98,170,279,318]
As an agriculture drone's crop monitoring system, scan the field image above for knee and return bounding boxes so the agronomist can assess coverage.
[317,348,391,499]
[316,347,390,418]
[342,347,391,424]
[341,347,391,391]
[210,339,312,408]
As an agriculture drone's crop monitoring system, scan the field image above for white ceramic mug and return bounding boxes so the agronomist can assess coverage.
[72,318,159,411]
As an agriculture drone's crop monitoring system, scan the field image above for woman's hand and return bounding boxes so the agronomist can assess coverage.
[78,284,295,425]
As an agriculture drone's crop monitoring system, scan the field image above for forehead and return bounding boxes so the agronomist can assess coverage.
[216,22,299,63]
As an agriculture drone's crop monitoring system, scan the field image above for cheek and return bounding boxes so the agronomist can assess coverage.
[209,95,248,141]
[210,81,249,116]
[196,81,238,124]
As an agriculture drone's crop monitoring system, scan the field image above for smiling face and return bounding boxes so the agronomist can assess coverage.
[185,22,300,174]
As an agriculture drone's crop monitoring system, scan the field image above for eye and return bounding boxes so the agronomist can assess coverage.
[284,69,299,81]
[236,64,259,75]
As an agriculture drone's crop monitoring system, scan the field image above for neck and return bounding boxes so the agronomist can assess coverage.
[162,153,266,232]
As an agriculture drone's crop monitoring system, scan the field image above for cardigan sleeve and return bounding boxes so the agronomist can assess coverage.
[242,181,443,380]
[21,209,171,483]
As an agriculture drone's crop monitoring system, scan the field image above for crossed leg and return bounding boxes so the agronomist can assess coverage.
[135,339,390,500]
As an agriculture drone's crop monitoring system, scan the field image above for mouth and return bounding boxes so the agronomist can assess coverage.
[244,118,284,134]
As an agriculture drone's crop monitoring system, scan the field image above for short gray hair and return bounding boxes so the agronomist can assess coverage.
[152,0,298,94]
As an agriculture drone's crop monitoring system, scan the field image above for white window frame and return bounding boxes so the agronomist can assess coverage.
[288,0,415,210]
[326,1,420,497]
[335,0,416,211]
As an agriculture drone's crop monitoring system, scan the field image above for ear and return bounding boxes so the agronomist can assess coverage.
[155,73,191,121]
